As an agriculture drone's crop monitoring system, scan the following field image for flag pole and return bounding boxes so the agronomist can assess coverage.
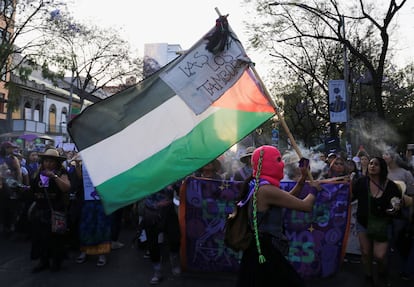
[250,67,314,182]
[214,7,314,181]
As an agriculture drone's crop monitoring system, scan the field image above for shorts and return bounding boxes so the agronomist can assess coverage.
[356,222,367,233]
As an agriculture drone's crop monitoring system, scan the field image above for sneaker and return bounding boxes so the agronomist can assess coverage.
[96,255,106,267]
[76,252,87,264]
[111,241,124,250]
[150,271,162,285]
[171,266,181,276]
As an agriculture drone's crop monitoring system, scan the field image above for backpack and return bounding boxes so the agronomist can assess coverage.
[224,201,253,252]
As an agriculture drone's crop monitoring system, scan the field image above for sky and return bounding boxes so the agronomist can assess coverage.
[67,0,414,77]
[68,1,252,52]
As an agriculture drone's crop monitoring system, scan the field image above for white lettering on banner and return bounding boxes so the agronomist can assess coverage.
[160,32,250,115]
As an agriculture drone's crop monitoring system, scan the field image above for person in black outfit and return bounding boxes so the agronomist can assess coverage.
[142,182,181,285]
[29,149,71,273]
[352,156,413,286]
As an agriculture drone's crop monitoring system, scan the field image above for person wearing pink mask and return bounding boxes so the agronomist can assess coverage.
[235,145,319,287]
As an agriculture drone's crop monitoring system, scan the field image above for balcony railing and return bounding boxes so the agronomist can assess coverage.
[10,119,67,136]
[12,119,46,134]
[48,123,68,135]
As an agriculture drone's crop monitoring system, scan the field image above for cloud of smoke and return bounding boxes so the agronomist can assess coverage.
[351,116,401,156]
[282,142,327,179]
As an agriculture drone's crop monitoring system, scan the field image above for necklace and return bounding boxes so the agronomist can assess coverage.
[369,179,383,198]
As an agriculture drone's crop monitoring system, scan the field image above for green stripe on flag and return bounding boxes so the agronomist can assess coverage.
[97,109,273,213]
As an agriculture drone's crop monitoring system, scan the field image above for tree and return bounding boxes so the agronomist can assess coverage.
[269,34,347,147]
[244,0,408,120]
[382,63,414,145]
[38,10,143,110]
[241,0,413,152]
[0,0,67,81]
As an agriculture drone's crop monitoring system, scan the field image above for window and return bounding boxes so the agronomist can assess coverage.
[49,104,57,133]
[60,108,67,133]
[61,107,67,125]
[34,104,40,122]
[24,101,32,120]
[0,93,5,113]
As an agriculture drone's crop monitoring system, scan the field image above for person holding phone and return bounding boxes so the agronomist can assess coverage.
[235,145,320,287]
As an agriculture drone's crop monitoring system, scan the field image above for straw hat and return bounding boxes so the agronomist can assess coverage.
[239,146,255,164]
[39,148,66,162]
[394,180,406,194]
[328,152,337,159]
[1,141,18,149]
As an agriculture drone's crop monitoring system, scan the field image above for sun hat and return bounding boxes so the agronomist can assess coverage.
[328,152,337,158]
[39,148,66,161]
[239,146,255,163]
[1,141,18,149]
[394,180,406,194]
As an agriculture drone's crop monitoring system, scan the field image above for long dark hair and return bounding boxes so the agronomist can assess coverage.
[371,156,388,186]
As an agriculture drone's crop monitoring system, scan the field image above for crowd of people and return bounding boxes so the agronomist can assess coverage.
[1,139,414,287]
[0,142,130,273]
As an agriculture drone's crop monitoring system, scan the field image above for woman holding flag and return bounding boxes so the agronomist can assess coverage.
[236,145,320,287]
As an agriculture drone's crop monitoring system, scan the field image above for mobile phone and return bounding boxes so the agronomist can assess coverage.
[299,157,310,168]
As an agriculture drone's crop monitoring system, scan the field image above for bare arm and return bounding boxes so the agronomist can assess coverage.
[257,184,316,212]
[43,169,71,193]
[288,160,308,197]
[11,156,23,183]
[53,174,71,193]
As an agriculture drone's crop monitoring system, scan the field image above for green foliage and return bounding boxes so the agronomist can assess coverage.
[4,81,21,112]
[245,0,412,150]
[16,66,32,81]
[40,62,64,86]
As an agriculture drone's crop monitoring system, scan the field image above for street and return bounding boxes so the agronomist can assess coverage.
[0,226,411,287]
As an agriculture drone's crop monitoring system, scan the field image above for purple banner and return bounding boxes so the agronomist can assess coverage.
[180,177,351,278]
[281,181,351,278]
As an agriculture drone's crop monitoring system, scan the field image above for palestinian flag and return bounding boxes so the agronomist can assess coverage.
[68,19,275,214]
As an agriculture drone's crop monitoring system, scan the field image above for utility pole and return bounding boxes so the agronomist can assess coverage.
[342,15,352,158]
[67,68,74,143]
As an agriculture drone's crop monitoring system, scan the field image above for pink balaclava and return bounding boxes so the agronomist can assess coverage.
[251,145,285,187]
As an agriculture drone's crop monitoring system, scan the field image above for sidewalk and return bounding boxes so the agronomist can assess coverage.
[0,227,411,287]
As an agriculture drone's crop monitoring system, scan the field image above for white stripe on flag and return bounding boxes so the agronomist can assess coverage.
[80,95,217,186]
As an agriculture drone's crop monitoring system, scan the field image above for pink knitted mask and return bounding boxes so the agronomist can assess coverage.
[251,145,284,187]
